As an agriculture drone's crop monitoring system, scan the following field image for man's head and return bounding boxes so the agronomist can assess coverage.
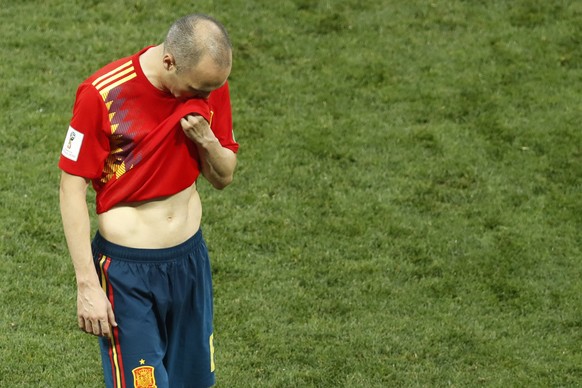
[162,14,232,99]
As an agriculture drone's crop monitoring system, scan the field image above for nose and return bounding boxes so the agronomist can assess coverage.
[195,91,211,99]
[179,91,210,101]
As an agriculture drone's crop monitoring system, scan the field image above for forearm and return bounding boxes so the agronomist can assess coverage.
[59,173,99,287]
[60,172,117,336]
[180,114,237,189]
[197,138,237,189]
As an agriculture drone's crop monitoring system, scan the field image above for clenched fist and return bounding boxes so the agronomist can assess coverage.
[180,114,217,146]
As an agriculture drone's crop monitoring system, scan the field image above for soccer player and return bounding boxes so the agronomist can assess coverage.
[58,14,238,388]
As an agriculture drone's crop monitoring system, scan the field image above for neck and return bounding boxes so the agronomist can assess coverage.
[139,45,166,92]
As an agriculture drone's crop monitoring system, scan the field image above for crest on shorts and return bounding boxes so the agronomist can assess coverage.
[132,365,157,388]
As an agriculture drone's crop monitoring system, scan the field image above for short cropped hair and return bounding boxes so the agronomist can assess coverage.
[164,14,232,73]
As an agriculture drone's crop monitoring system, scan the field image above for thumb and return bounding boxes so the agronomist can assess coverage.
[108,306,118,327]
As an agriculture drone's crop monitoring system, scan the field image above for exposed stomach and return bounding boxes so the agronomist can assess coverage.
[97,182,202,248]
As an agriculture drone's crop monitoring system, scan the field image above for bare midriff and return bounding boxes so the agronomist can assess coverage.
[98,182,201,249]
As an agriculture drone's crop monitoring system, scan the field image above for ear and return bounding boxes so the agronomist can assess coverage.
[162,53,176,71]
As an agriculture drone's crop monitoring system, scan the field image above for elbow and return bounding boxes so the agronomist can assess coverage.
[211,174,234,190]
[204,154,237,190]
[206,157,237,190]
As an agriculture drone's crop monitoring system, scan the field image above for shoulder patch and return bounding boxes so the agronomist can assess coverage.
[61,126,84,162]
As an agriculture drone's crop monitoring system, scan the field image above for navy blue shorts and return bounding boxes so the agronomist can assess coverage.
[92,230,215,388]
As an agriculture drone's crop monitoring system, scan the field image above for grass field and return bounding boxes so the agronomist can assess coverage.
[1,0,581,386]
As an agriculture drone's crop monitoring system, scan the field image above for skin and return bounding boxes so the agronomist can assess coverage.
[60,43,236,337]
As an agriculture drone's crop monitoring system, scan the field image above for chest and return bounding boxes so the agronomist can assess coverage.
[103,87,179,148]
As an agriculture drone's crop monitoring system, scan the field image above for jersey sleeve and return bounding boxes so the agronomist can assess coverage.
[208,82,239,153]
[58,83,110,179]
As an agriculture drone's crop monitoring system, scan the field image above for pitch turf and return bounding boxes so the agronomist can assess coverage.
[1,0,581,386]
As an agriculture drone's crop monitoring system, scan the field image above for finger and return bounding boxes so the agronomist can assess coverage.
[108,307,118,328]
[91,320,102,336]
[84,319,93,334]
[78,316,86,331]
[99,320,111,337]
[185,114,203,124]
[180,117,194,131]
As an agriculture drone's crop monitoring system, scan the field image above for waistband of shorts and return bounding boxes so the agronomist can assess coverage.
[92,229,203,262]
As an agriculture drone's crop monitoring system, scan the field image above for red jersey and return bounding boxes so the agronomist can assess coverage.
[59,47,239,214]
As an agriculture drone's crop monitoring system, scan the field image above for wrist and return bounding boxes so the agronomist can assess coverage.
[75,270,100,288]
[197,136,220,149]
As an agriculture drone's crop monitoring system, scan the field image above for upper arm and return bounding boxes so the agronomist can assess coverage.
[60,171,90,197]
[59,83,110,179]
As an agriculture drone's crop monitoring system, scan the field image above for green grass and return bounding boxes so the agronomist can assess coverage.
[1,0,581,386]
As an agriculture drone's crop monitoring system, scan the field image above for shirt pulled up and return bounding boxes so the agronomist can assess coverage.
[59,47,238,214]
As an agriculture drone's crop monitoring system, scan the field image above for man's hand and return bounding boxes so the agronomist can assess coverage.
[179,114,237,189]
[77,283,117,337]
[180,114,217,146]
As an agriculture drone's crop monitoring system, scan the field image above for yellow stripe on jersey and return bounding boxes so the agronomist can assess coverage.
[99,73,138,99]
[92,60,132,87]
[116,162,126,179]
[92,59,137,104]
[94,66,135,90]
